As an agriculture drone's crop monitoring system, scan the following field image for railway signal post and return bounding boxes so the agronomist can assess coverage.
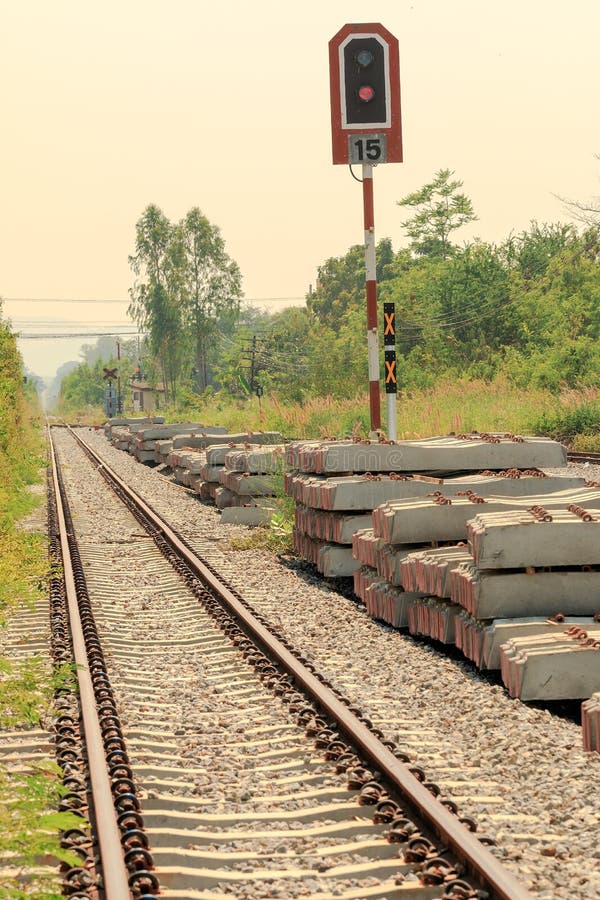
[102,366,119,418]
[329,23,402,439]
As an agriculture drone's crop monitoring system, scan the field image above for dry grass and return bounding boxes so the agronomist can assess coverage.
[171,378,599,441]
[73,379,600,446]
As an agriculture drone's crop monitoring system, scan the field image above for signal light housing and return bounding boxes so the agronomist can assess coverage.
[329,23,403,165]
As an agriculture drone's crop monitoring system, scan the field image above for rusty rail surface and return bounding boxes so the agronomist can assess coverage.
[49,435,133,899]
[567,450,600,465]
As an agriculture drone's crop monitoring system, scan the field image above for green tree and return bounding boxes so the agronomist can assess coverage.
[128,205,184,402]
[398,168,477,258]
[502,221,574,280]
[307,304,366,398]
[57,358,110,413]
[178,208,242,392]
[432,242,513,361]
[379,256,450,364]
[503,229,600,388]
[307,238,396,328]
[252,307,311,402]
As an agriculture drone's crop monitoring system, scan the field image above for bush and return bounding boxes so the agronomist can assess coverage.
[572,433,600,452]
[530,400,600,445]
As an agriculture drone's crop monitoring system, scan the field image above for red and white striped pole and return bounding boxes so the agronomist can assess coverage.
[362,163,380,437]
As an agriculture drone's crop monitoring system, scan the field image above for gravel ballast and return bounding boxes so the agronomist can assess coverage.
[70,429,600,898]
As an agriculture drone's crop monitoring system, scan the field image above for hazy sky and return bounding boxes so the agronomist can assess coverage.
[2,0,600,379]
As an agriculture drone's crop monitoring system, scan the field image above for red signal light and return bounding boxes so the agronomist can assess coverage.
[358,85,375,103]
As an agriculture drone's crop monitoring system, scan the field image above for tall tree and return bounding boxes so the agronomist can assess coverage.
[178,208,242,392]
[398,168,477,258]
[502,221,574,280]
[128,205,184,401]
[307,239,396,329]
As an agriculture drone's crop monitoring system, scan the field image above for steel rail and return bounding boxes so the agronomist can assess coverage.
[567,450,600,464]
[70,428,532,900]
[49,435,132,899]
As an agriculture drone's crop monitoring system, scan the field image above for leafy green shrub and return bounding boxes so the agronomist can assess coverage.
[529,400,600,444]
[0,763,81,900]
[572,433,600,452]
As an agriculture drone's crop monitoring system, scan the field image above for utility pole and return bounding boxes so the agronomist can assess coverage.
[116,340,122,414]
[249,335,257,393]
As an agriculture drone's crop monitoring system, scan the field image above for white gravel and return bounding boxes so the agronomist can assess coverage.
[68,429,600,898]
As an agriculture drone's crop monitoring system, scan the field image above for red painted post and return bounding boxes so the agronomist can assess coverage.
[362,163,380,435]
[329,23,403,437]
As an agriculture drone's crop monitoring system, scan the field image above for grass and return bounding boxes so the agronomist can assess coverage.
[63,378,600,447]
[154,377,600,444]
[0,762,81,900]
[61,380,600,559]
[0,532,48,628]
[0,548,81,899]
[528,389,600,446]
[572,433,600,452]
[0,389,81,897]
[228,473,296,554]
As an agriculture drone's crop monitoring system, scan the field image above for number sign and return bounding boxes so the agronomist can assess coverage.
[349,134,387,163]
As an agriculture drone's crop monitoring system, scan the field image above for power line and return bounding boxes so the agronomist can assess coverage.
[8,290,520,337]
[4,297,130,304]
[11,321,134,328]
[3,295,306,304]
[17,331,143,340]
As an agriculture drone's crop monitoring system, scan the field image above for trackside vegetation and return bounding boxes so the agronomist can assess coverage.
[57,171,600,450]
[0,304,80,899]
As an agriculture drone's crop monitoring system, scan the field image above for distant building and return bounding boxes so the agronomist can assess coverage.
[129,381,165,413]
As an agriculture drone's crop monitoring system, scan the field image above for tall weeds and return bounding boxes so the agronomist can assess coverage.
[165,377,595,442]
[0,314,79,897]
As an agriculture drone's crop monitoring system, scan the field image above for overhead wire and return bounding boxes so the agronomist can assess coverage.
[17,331,143,340]
[218,333,309,370]
[10,280,524,347]
[3,295,306,305]
[220,291,522,341]
[4,286,522,332]
[217,334,310,377]
[396,292,522,331]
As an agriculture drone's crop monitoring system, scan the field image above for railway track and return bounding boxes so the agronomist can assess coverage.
[43,423,537,899]
[566,450,600,465]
